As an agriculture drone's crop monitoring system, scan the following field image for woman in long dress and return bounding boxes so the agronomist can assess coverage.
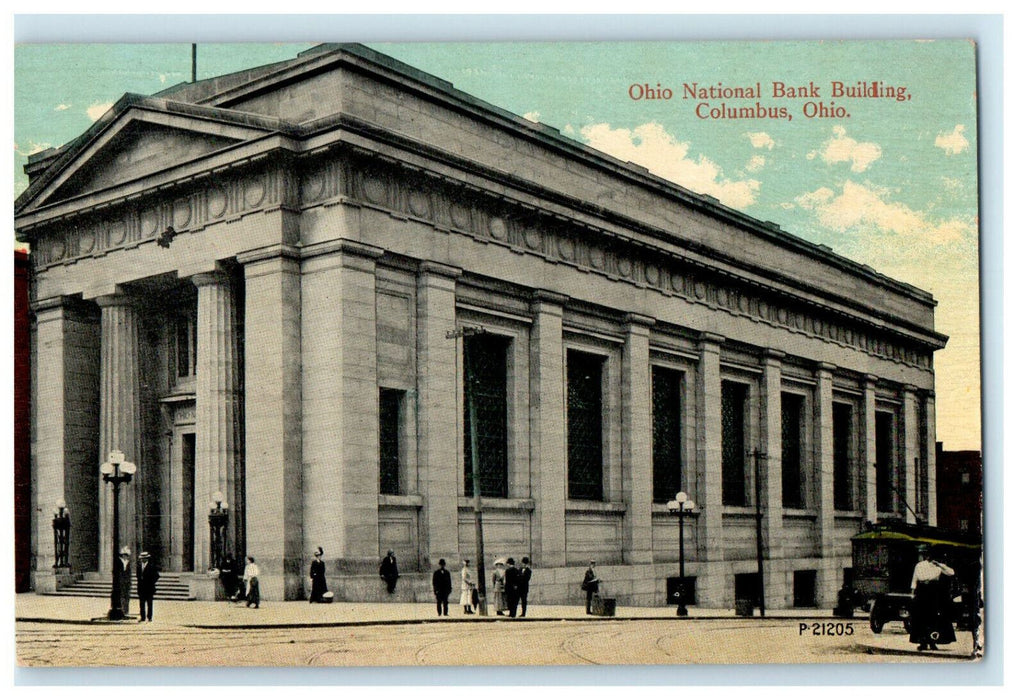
[492,559,507,615]
[309,547,328,603]
[243,556,260,609]
[459,559,475,614]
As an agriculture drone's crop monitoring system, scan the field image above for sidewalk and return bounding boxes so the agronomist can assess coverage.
[16,593,848,628]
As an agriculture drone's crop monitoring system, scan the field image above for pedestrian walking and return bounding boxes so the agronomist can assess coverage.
[432,559,452,616]
[309,547,328,603]
[518,557,532,617]
[460,559,476,614]
[492,559,507,615]
[909,546,956,651]
[379,549,400,594]
[135,551,159,622]
[581,560,601,614]
[504,557,521,618]
[116,546,132,617]
[243,556,261,609]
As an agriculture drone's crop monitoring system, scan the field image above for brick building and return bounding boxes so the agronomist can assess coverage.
[15,44,947,608]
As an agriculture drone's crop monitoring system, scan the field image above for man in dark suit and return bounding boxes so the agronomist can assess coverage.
[432,559,453,616]
[518,557,532,617]
[504,557,521,618]
[379,550,400,594]
[135,550,160,622]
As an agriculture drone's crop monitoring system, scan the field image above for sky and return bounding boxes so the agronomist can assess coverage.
[13,40,981,450]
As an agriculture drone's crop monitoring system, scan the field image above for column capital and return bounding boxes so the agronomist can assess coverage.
[31,295,73,314]
[94,292,135,309]
[301,238,385,262]
[419,260,462,279]
[815,361,836,376]
[531,289,568,308]
[623,313,656,330]
[902,383,921,396]
[919,388,937,399]
[762,347,786,363]
[698,332,725,348]
[862,374,878,388]
[237,243,301,266]
[191,269,232,288]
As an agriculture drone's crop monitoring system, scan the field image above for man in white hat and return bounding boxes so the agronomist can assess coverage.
[136,551,160,622]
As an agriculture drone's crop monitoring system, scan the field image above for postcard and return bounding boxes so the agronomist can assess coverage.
[13,36,983,670]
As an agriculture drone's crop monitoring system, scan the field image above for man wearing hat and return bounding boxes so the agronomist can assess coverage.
[116,547,133,618]
[379,549,400,594]
[136,550,160,622]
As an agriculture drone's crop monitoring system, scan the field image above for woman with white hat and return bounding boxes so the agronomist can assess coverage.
[492,559,507,615]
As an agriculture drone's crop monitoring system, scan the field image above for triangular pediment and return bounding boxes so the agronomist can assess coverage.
[18,97,282,215]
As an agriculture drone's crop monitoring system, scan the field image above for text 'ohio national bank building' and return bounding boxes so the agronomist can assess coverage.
[16,44,946,607]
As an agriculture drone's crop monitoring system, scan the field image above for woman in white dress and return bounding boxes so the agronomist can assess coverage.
[492,559,507,615]
[459,559,476,614]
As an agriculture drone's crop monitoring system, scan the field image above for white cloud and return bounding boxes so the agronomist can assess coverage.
[563,124,576,136]
[15,141,53,157]
[794,180,972,246]
[159,74,168,84]
[935,124,969,155]
[86,102,113,122]
[54,103,70,112]
[811,126,882,173]
[580,122,760,210]
[746,155,766,172]
[522,111,541,123]
[745,132,775,149]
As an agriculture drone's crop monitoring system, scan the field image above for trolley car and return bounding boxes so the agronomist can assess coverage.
[833,520,981,634]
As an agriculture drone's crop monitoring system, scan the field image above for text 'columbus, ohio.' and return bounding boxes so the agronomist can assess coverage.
[627,81,911,120]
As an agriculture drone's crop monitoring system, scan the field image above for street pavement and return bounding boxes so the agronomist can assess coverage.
[15,593,982,667]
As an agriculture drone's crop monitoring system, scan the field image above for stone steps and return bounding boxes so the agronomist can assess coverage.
[47,572,194,601]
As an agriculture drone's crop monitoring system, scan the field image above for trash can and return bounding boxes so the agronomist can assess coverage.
[735,599,754,617]
[595,597,616,617]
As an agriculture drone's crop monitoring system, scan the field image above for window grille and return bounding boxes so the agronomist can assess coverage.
[379,388,402,495]
[652,367,683,502]
[833,403,854,510]
[567,350,604,500]
[463,335,509,498]
[781,393,804,508]
[721,381,748,506]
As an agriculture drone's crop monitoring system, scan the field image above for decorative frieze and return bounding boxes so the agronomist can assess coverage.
[301,150,934,371]
[30,163,297,269]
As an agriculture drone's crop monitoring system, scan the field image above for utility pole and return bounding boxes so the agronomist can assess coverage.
[446,325,489,616]
[191,44,197,83]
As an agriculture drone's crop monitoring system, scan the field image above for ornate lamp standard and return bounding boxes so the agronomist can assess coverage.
[52,498,71,569]
[666,491,696,617]
[209,491,230,571]
[100,450,136,620]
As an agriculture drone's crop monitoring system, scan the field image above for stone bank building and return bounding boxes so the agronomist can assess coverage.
[15,44,946,607]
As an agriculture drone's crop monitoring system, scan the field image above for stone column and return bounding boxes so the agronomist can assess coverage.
[301,240,383,576]
[31,297,100,589]
[695,333,725,606]
[416,262,462,568]
[96,293,143,574]
[759,349,785,608]
[901,385,920,524]
[239,245,303,600]
[813,362,837,606]
[192,270,240,572]
[530,291,568,568]
[862,376,878,524]
[921,390,938,526]
[621,314,655,565]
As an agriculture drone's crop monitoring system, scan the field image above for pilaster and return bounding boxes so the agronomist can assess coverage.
[862,375,878,523]
[760,349,784,559]
[695,333,725,605]
[921,390,938,526]
[621,314,655,565]
[192,269,240,572]
[301,240,384,577]
[240,245,303,600]
[96,292,143,574]
[901,385,920,524]
[530,291,568,568]
[416,261,462,568]
[813,362,838,606]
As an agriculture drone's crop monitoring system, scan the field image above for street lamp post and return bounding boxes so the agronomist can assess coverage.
[209,491,230,571]
[666,491,696,616]
[446,324,489,616]
[100,450,136,620]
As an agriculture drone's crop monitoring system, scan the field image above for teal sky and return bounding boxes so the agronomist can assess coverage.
[13,41,980,449]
